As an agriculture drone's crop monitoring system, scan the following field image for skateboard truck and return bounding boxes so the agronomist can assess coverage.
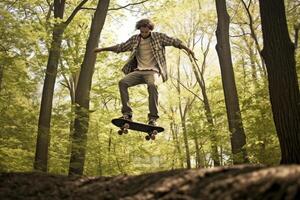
[118,123,130,135]
[145,130,158,141]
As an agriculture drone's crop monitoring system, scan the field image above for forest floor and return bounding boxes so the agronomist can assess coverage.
[1,165,300,200]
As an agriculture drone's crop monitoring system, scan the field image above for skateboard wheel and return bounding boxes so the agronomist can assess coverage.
[123,129,128,134]
[152,130,158,135]
[118,130,123,135]
[150,134,156,140]
[145,135,151,140]
[123,123,130,129]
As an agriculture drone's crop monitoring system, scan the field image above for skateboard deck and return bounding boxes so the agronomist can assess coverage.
[111,118,164,140]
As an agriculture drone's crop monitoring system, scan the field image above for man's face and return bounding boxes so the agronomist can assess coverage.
[139,26,151,39]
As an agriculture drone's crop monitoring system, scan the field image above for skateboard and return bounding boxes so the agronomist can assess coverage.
[111,118,164,141]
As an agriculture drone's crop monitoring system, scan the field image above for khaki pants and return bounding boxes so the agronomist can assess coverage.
[118,70,161,120]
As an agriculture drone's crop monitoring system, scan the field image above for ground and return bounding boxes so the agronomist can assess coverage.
[1,165,300,199]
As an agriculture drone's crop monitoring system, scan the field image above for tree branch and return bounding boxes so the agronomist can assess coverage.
[64,0,89,26]
[7,0,18,11]
[288,2,300,13]
[108,0,150,11]
[80,7,96,11]
[229,33,251,37]
[170,76,204,103]
[81,0,150,11]
[0,44,9,53]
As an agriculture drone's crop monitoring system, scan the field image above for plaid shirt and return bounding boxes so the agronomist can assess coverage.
[113,32,183,82]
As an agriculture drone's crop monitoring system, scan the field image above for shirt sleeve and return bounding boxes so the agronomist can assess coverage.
[115,35,137,53]
[159,33,183,49]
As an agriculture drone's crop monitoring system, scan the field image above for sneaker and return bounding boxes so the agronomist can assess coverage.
[148,119,157,126]
[119,114,132,121]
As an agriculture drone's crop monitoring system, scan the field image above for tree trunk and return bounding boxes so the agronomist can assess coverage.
[258,0,300,164]
[171,122,184,168]
[240,28,258,83]
[0,65,3,92]
[294,24,299,49]
[188,34,220,166]
[180,109,191,169]
[240,0,267,77]
[34,0,88,172]
[69,0,110,175]
[190,57,220,166]
[34,0,66,171]
[176,55,192,169]
[178,91,192,169]
[194,137,201,168]
[68,74,77,159]
[215,0,249,164]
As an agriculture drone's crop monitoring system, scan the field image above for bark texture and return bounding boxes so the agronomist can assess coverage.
[34,0,66,171]
[215,0,249,164]
[69,0,110,175]
[259,0,300,163]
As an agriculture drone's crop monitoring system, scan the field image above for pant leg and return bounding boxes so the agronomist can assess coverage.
[143,71,160,120]
[119,71,144,116]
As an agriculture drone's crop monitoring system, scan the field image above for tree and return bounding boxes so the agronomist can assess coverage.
[239,0,266,77]
[69,0,110,175]
[215,0,249,164]
[34,0,89,172]
[258,0,300,164]
[175,55,194,169]
[189,38,221,166]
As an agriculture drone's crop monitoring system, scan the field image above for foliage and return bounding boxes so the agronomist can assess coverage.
[1,0,298,174]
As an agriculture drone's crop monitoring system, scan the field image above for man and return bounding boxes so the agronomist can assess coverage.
[94,19,195,126]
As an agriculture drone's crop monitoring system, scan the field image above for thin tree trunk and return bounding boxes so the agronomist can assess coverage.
[170,123,176,169]
[180,108,191,169]
[240,0,267,77]
[171,122,184,168]
[61,63,78,141]
[215,0,249,164]
[295,24,299,49]
[194,137,201,168]
[240,26,258,83]
[176,55,192,169]
[113,144,124,174]
[188,35,220,166]
[190,56,220,166]
[69,0,110,175]
[178,89,192,169]
[258,0,300,164]
[0,65,3,92]
[248,41,258,83]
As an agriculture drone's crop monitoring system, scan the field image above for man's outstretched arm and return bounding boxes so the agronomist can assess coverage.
[159,33,197,60]
[94,45,119,53]
[94,35,137,54]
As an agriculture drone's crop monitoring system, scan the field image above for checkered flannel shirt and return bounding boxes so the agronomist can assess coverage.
[113,32,183,82]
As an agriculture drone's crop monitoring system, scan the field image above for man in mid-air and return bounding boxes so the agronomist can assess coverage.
[94,19,195,126]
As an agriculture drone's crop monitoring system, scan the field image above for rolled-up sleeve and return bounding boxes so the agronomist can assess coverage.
[115,35,136,53]
[159,33,183,49]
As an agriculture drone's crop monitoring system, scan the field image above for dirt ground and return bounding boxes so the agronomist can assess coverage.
[1,165,300,200]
